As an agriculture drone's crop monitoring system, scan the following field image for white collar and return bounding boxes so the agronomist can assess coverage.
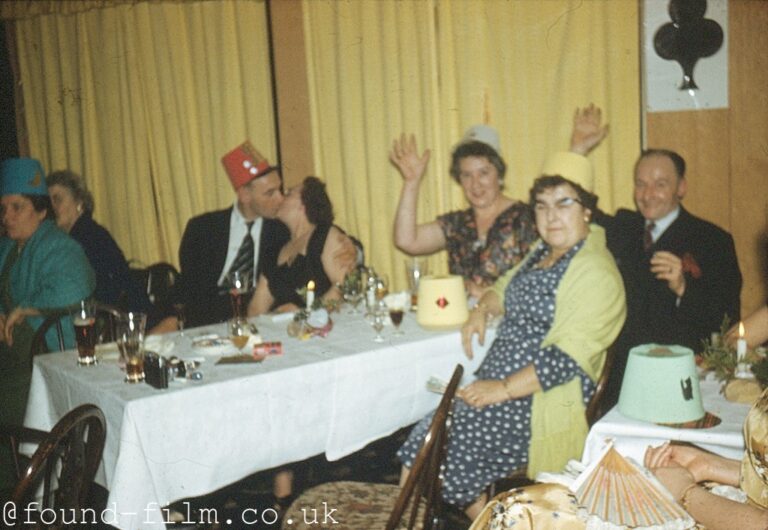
[647,206,680,242]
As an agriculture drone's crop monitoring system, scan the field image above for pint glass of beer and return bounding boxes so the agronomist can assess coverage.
[73,300,97,365]
[405,258,428,311]
[118,312,147,383]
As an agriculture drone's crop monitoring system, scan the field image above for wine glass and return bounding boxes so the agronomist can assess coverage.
[370,310,386,343]
[388,304,405,336]
[374,274,389,302]
[229,317,251,353]
[338,269,364,314]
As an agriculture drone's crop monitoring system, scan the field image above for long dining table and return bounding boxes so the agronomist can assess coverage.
[23,310,490,530]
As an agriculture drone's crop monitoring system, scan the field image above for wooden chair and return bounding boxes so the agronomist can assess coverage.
[281,364,464,530]
[29,303,124,357]
[130,262,179,309]
[1,404,106,529]
[586,342,617,426]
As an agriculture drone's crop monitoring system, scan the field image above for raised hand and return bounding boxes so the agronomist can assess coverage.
[570,103,609,155]
[389,134,431,183]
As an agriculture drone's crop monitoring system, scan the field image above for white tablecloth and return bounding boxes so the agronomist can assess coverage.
[24,311,490,530]
[582,379,752,465]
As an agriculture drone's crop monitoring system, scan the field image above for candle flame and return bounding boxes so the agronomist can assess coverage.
[739,321,745,338]
[307,280,315,291]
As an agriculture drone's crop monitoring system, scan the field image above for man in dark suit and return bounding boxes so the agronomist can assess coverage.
[176,142,289,328]
[598,149,742,410]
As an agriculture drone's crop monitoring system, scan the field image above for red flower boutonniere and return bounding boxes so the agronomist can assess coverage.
[681,252,702,279]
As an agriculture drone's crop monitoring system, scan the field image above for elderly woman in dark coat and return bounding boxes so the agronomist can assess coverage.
[46,170,152,318]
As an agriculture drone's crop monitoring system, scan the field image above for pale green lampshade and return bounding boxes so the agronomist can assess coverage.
[618,344,704,423]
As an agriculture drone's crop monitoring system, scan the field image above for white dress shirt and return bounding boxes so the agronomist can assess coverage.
[217,202,263,286]
[647,206,680,243]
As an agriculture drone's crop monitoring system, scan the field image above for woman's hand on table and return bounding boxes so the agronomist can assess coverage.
[650,464,696,502]
[458,380,508,408]
[389,134,431,184]
[645,442,740,486]
[644,442,707,481]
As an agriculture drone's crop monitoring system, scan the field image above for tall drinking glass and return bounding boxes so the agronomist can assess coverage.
[228,270,252,319]
[118,312,147,383]
[405,258,428,311]
[73,300,97,366]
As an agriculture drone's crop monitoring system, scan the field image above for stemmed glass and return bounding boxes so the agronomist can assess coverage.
[337,269,364,314]
[387,303,405,336]
[229,317,251,353]
[370,309,386,343]
[374,274,389,303]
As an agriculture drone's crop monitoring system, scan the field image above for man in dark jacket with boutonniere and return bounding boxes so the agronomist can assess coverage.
[597,148,742,411]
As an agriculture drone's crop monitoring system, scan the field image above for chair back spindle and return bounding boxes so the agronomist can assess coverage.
[387,363,463,530]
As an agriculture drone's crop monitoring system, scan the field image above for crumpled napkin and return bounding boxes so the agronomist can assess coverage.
[144,335,175,357]
[384,291,409,310]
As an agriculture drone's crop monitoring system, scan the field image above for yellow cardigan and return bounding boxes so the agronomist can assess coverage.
[490,224,626,477]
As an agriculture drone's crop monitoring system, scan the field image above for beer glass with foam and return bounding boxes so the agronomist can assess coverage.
[73,300,97,365]
[118,312,147,383]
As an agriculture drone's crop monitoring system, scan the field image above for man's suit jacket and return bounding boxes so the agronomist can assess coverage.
[176,207,289,327]
[597,206,742,408]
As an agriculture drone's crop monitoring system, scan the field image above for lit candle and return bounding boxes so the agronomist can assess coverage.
[306,280,316,309]
[737,321,747,361]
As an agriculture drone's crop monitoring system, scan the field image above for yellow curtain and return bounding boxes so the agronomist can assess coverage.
[11,0,276,267]
[303,0,640,291]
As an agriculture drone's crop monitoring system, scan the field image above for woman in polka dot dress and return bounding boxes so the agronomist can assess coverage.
[398,165,626,520]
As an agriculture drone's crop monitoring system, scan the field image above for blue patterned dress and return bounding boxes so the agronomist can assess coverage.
[398,240,595,506]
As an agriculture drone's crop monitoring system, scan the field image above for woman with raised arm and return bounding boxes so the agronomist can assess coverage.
[390,104,607,298]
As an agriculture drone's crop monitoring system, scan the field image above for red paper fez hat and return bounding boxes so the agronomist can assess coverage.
[221,141,278,189]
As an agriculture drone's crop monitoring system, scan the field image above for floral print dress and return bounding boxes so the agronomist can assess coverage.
[437,202,536,287]
[398,241,595,507]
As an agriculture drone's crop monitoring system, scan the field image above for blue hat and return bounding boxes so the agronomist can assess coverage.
[0,158,48,196]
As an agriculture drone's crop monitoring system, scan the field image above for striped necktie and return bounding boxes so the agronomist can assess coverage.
[228,221,255,280]
[643,221,655,251]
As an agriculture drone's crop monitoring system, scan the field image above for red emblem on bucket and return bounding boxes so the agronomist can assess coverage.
[435,296,449,309]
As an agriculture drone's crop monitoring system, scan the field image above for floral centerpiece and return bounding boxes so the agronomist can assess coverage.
[287,283,334,339]
[701,316,767,390]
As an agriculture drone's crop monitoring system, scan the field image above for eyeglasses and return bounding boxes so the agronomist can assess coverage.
[533,196,583,215]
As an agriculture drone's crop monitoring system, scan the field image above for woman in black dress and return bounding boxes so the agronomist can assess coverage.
[248,176,352,314]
